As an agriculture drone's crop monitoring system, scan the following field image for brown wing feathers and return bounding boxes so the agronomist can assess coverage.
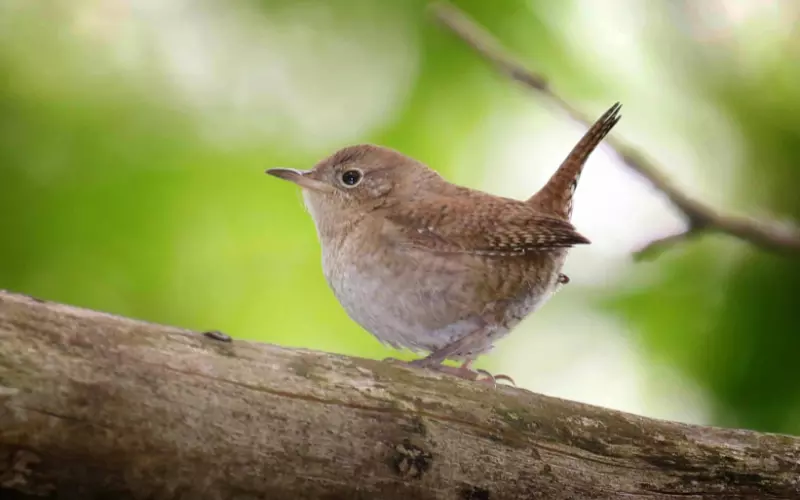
[385,195,589,257]
[381,102,621,257]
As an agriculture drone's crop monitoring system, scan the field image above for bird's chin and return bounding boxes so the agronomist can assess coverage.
[301,190,323,219]
[297,179,335,194]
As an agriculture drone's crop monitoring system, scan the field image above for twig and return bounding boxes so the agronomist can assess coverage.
[429,1,800,259]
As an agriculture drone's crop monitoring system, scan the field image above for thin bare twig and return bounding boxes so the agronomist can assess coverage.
[430,1,800,259]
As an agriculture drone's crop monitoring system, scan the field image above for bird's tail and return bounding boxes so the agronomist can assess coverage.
[527,102,621,220]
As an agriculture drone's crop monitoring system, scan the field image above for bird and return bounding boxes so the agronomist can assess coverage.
[266,102,621,384]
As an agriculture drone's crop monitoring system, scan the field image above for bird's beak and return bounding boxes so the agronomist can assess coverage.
[265,168,334,193]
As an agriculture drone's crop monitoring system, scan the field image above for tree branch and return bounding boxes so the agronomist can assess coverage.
[430,1,800,259]
[1,290,799,499]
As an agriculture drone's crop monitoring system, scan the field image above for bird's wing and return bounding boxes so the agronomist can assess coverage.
[381,193,590,257]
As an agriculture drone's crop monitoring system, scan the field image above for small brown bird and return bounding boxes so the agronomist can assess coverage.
[267,103,621,383]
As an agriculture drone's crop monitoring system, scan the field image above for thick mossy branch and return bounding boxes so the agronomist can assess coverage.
[0,291,798,499]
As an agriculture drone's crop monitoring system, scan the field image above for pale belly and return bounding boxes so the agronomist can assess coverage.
[321,241,567,358]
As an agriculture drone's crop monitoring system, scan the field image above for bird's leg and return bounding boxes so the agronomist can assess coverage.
[382,356,448,368]
[398,349,479,378]
[407,358,481,380]
[448,359,491,382]
[381,315,517,386]
[401,328,516,386]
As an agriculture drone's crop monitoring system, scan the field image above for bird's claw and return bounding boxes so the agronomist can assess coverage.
[413,362,516,387]
[381,357,515,387]
[443,366,515,387]
[474,369,516,387]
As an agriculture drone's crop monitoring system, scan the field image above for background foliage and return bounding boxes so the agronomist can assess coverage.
[1,0,798,434]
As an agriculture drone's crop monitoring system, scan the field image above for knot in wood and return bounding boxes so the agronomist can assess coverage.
[391,439,432,480]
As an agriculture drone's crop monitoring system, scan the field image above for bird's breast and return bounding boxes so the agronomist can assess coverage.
[318,224,570,354]
[320,231,425,345]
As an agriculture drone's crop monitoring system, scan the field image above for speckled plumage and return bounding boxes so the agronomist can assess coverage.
[267,102,621,378]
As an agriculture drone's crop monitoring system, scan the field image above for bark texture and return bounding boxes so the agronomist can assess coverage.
[0,291,799,499]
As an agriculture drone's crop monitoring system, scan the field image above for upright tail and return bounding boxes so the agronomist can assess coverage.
[527,102,621,220]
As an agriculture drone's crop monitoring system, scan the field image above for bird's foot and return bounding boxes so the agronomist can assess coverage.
[454,360,515,386]
[391,358,515,387]
[433,365,516,387]
[475,370,516,387]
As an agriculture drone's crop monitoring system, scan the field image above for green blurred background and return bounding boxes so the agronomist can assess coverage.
[1,0,798,435]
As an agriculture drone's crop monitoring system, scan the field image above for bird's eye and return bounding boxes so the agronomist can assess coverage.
[341,169,362,187]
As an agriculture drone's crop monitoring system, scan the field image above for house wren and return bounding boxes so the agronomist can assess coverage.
[267,102,621,383]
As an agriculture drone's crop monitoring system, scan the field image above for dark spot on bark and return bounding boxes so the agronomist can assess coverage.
[319,483,436,500]
[567,435,611,456]
[774,453,800,473]
[409,416,427,437]
[92,487,141,500]
[390,439,432,480]
[493,406,626,458]
[203,330,231,342]
[639,453,703,473]
[460,485,490,500]
[68,332,97,349]
[654,469,793,497]
[0,449,55,496]
[286,357,328,383]
[718,470,771,489]
[494,408,539,433]
[542,463,552,475]
[487,433,504,444]
[200,330,237,359]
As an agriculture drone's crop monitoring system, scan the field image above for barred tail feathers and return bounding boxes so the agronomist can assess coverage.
[527,102,621,219]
